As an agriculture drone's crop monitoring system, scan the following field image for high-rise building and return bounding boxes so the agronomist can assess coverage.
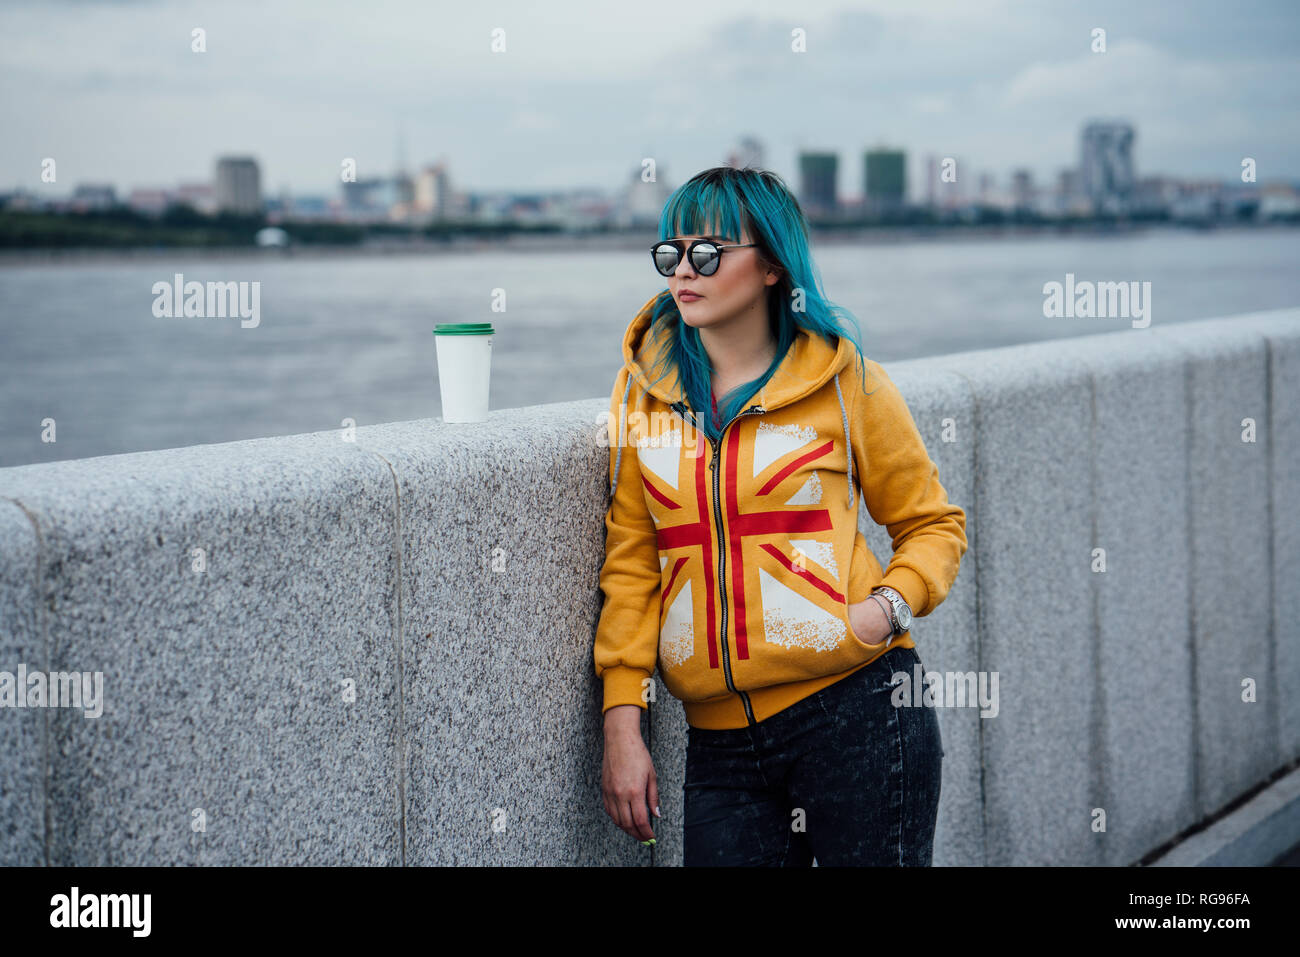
[929,154,966,210]
[726,136,766,170]
[864,148,906,212]
[621,165,672,229]
[1080,121,1136,214]
[394,172,415,208]
[1054,168,1090,216]
[415,164,452,220]
[924,154,939,208]
[798,152,838,216]
[1011,169,1033,210]
[214,157,262,215]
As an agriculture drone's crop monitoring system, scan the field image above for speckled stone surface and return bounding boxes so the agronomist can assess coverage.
[1055,331,1198,866]
[1,309,1296,866]
[1202,312,1300,775]
[924,308,1300,865]
[0,433,402,864]
[0,502,44,865]
[354,402,649,865]
[926,342,1100,865]
[1149,314,1294,818]
[867,365,980,867]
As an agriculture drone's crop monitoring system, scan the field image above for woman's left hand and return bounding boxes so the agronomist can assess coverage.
[848,595,893,648]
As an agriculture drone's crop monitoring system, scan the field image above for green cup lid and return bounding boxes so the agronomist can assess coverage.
[433,323,495,336]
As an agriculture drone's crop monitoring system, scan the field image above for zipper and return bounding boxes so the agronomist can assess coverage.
[673,397,765,727]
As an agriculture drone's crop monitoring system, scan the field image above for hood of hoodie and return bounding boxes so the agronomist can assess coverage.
[611,291,870,513]
[621,291,857,412]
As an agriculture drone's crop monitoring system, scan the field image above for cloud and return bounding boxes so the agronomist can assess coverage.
[1001,39,1225,110]
[1,0,1296,197]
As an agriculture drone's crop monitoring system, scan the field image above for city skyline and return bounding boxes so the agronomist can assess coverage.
[2,0,1298,201]
[15,116,1300,231]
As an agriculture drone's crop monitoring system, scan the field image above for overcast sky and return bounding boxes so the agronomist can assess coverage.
[2,0,1297,200]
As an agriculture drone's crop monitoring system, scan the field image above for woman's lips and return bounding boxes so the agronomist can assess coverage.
[679,291,703,301]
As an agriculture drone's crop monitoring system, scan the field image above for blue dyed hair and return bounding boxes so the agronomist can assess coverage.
[639,166,872,445]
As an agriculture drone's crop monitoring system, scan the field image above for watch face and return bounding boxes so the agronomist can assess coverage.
[897,603,912,630]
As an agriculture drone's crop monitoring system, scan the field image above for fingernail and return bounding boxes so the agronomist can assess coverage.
[654,805,661,817]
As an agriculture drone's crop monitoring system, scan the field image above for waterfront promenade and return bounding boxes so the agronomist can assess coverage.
[1,307,1297,865]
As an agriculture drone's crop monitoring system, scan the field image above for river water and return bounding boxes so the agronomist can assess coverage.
[1,225,1296,467]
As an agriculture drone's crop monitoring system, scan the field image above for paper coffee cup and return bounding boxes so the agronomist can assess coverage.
[432,323,494,423]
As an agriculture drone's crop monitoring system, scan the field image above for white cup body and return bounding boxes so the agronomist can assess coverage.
[434,332,492,423]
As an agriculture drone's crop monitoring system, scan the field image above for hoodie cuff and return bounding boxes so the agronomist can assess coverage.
[602,666,652,714]
[878,566,929,619]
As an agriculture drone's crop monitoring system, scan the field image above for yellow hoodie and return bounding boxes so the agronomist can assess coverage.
[594,291,968,730]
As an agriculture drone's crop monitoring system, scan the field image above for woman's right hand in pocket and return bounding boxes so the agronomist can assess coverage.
[601,706,660,843]
[848,595,892,648]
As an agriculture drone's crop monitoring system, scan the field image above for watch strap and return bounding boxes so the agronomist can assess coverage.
[867,592,897,647]
[871,586,908,635]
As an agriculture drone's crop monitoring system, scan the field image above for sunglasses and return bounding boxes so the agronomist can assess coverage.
[650,238,756,277]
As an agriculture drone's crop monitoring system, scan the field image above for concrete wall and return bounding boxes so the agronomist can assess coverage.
[1,308,1296,865]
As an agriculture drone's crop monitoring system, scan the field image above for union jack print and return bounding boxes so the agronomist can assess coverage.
[636,418,849,672]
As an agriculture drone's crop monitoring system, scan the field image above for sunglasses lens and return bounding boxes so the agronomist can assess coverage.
[691,242,721,275]
[652,243,679,276]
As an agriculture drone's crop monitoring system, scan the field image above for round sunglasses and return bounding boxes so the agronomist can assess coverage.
[650,238,756,277]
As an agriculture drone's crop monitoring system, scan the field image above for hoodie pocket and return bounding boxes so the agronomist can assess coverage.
[746,530,892,687]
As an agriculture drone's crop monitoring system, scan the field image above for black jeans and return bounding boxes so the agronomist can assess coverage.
[683,645,943,866]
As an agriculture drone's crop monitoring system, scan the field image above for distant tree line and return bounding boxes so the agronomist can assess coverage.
[0,204,578,248]
[0,199,1288,250]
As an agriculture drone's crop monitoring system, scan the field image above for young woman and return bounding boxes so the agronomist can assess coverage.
[594,166,968,866]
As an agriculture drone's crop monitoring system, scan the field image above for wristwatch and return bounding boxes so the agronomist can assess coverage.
[870,585,912,636]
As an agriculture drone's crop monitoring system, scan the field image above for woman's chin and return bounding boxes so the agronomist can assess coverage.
[676,300,715,325]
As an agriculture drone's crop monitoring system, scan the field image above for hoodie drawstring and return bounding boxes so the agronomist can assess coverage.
[834,373,854,510]
[608,371,635,504]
